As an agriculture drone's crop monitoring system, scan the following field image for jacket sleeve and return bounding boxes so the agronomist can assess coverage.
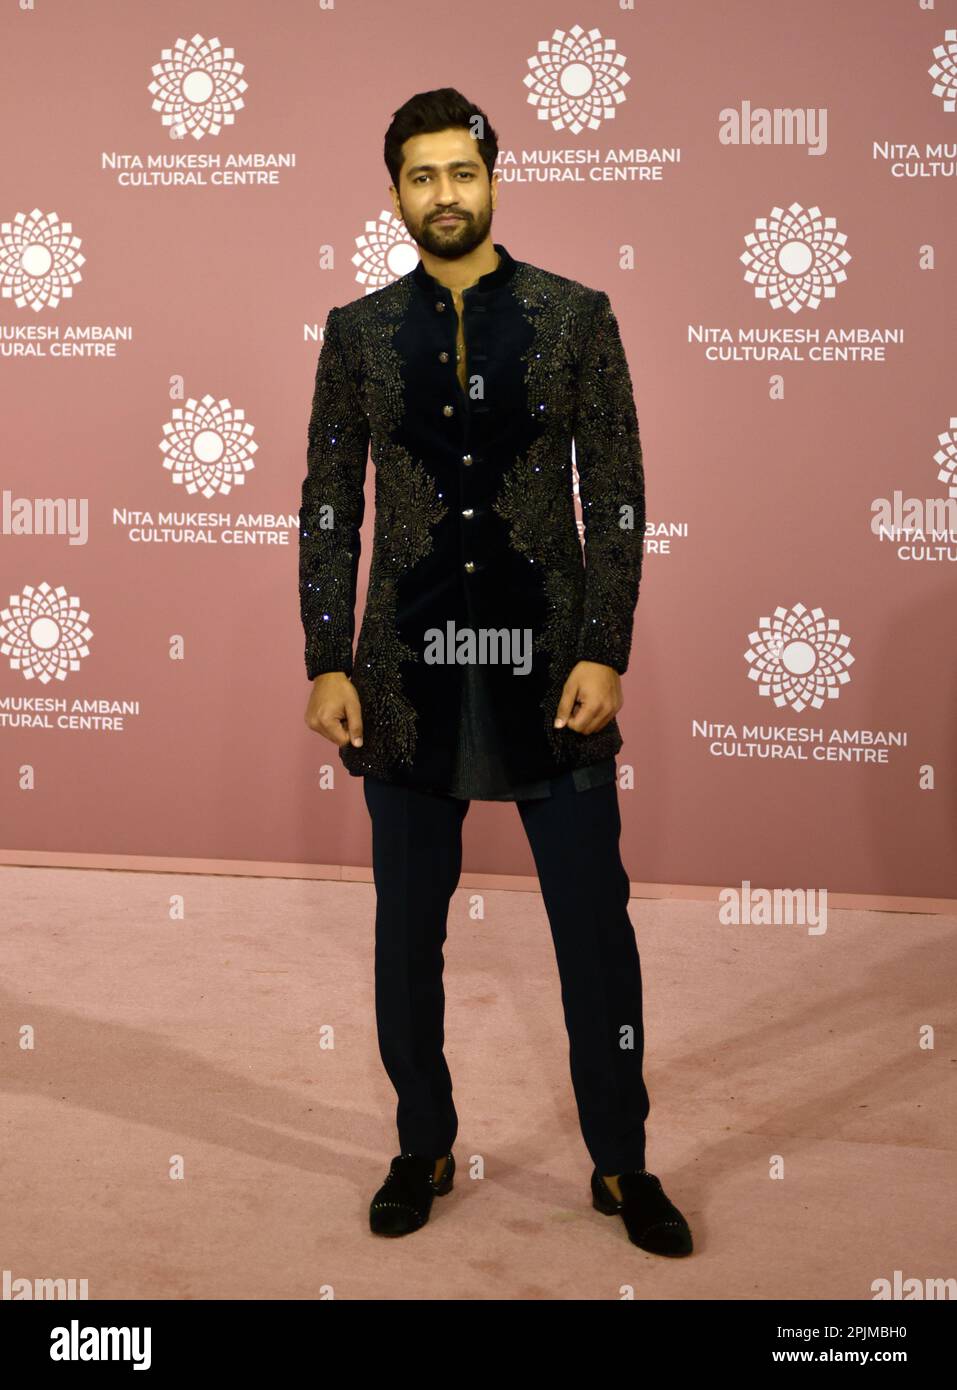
[572,289,646,675]
[299,306,370,680]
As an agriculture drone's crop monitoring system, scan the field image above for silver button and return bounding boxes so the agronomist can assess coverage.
[462,508,474,518]
[443,404,454,417]
[436,301,446,312]
[464,561,475,573]
[462,453,473,465]
[439,351,449,362]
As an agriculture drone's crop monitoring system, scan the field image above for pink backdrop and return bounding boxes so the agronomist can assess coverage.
[2,0,955,898]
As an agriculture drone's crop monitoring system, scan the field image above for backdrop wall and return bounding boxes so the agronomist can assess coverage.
[2,0,955,899]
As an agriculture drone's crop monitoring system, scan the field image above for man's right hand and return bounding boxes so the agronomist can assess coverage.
[304,672,363,748]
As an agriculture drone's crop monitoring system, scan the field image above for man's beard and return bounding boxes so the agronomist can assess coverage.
[406,202,493,261]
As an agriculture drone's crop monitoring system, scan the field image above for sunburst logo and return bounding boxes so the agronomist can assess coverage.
[159,395,258,498]
[929,29,957,111]
[351,212,420,292]
[741,202,851,313]
[0,582,94,683]
[934,416,957,496]
[524,23,629,133]
[744,603,854,712]
[148,33,247,140]
[0,209,85,312]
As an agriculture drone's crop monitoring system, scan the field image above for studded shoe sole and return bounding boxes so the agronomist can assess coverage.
[369,1151,455,1237]
[591,1168,693,1257]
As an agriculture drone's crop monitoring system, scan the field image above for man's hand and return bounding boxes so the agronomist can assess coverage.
[554,661,622,735]
[305,671,364,747]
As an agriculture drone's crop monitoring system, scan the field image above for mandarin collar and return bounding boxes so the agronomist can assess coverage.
[411,242,517,297]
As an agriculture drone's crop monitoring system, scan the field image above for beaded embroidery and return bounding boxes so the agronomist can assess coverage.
[491,268,642,762]
[299,253,645,784]
[348,440,446,776]
[571,290,646,675]
[300,283,447,778]
[299,307,370,680]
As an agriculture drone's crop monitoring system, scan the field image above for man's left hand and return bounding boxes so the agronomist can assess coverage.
[554,661,622,735]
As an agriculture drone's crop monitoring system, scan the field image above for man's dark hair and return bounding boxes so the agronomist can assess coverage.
[384,87,499,189]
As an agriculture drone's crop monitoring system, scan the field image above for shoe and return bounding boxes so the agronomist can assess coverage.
[369,1151,455,1236]
[591,1167,693,1256]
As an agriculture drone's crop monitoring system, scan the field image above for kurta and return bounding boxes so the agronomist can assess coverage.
[448,655,617,800]
[299,243,645,797]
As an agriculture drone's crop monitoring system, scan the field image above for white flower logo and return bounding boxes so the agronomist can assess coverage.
[148,33,246,140]
[0,582,94,683]
[524,23,629,133]
[0,209,85,312]
[744,603,854,712]
[934,416,957,497]
[159,394,258,498]
[929,29,957,111]
[351,212,420,292]
[741,202,851,313]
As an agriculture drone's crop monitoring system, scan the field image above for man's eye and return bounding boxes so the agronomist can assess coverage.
[412,173,475,183]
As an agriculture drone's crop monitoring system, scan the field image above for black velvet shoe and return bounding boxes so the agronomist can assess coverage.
[369,1151,455,1236]
[591,1168,693,1256]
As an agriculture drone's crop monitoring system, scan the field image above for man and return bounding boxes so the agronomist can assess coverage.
[299,88,692,1257]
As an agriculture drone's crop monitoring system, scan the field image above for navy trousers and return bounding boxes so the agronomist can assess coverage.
[362,768,651,1174]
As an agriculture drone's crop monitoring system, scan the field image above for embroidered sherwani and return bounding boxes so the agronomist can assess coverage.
[299,243,645,798]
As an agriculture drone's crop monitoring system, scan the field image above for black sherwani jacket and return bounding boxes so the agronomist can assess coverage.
[299,242,646,795]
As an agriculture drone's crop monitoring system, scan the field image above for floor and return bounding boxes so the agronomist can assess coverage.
[1,864,953,1300]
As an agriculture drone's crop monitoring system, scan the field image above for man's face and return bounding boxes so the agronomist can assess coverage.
[391,126,498,261]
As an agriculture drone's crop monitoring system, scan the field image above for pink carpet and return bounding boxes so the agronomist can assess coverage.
[1,864,953,1300]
